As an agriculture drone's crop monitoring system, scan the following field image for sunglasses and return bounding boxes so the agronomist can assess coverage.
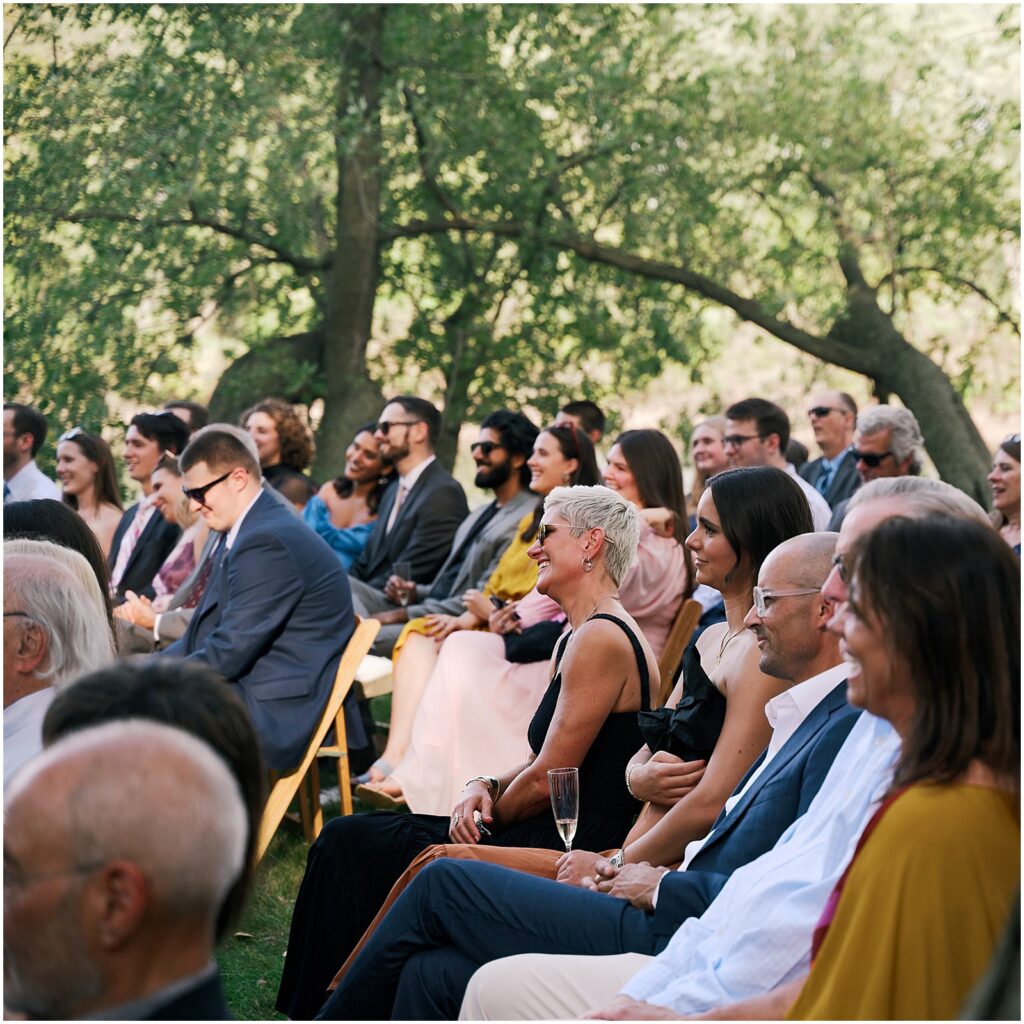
[375,420,422,436]
[1002,433,1021,446]
[182,469,234,508]
[470,441,506,458]
[722,433,766,448]
[536,522,613,547]
[851,448,894,468]
[58,427,86,442]
[807,406,843,419]
[3,611,31,619]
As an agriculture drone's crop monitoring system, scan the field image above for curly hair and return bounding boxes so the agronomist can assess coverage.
[241,398,315,471]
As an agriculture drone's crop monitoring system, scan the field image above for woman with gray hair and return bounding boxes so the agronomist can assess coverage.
[276,485,659,1019]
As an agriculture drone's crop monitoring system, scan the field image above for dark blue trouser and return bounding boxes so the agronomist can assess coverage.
[317,859,662,1020]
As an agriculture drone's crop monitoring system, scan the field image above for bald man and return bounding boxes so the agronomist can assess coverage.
[799,391,859,509]
[318,532,861,1021]
[4,720,246,1020]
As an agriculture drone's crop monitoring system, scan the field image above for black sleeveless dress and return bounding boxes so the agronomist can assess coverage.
[276,613,650,1019]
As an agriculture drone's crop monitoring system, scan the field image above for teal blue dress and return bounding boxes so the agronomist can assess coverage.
[302,496,374,571]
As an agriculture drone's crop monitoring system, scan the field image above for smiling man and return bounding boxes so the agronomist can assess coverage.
[107,411,190,601]
[363,409,539,657]
[346,395,469,618]
[160,425,355,772]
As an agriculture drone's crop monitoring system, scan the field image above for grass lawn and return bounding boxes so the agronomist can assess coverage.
[219,696,392,1019]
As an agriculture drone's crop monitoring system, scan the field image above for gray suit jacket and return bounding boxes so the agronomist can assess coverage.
[406,489,538,618]
[798,448,860,509]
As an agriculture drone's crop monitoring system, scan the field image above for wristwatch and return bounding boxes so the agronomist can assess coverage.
[609,848,626,869]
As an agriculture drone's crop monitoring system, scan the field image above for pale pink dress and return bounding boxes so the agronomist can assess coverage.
[391,525,687,815]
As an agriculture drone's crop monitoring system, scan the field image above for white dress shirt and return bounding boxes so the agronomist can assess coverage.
[226,489,264,550]
[4,687,57,786]
[675,662,848,874]
[5,460,61,502]
[785,462,832,531]
[621,710,899,1014]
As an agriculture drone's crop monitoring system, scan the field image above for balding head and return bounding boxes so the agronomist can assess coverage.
[3,553,113,707]
[744,532,840,682]
[4,720,246,1019]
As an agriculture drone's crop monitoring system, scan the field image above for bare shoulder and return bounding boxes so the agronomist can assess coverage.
[562,612,654,675]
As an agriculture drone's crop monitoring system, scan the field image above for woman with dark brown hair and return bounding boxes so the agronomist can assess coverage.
[241,397,316,507]
[55,428,123,556]
[988,432,1020,555]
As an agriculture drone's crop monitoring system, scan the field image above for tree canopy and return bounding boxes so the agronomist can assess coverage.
[5,4,1018,497]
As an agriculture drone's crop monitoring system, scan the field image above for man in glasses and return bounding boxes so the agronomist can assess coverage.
[3,403,60,503]
[107,411,190,602]
[799,391,860,510]
[723,397,832,530]
[828,405,923,530]
[362,409,538,658]
[347,396,468,621]
[161,426,359,773]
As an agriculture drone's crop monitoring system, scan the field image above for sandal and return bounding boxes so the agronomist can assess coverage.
[353,782,407,811]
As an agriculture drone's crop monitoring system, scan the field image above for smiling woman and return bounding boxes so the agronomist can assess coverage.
[56,431,123,557]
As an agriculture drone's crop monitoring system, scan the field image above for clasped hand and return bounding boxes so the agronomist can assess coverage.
[448,781,493,844]
[629,752,706,805]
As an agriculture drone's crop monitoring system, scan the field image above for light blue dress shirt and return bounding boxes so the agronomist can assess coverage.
[621,711,900,1014]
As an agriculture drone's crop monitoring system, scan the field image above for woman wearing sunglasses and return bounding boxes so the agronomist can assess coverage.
[56,429,124,557]
[355,428,694,813]
[278,484,668,1019]
[988,433,1020,556]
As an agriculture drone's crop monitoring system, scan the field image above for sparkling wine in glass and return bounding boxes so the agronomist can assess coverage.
[548,767,579,854]
[392,562,413,606]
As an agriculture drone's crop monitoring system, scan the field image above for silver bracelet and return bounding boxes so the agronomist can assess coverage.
[624,761,640,800]
[609,848,626,869]
[465,775,500,799]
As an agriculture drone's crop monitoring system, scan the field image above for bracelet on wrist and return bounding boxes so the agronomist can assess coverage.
[624,761,640,800]
[465,775,500,799]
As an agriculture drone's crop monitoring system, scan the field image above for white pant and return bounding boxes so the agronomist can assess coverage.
[459,952,654,1020]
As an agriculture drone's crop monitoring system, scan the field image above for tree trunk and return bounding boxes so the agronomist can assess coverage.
[208,330,325,422]
[315,5,387,480]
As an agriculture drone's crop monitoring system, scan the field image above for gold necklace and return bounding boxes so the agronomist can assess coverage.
[716,626,744,665]
[570,592,618,640]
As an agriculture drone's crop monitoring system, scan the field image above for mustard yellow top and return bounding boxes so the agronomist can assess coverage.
[392,509,538,661]
[789,783,1020,1021]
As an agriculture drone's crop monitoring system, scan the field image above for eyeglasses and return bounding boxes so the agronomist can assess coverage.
[537,523,561,547]
[182,469,234,508]
[830,552,849,584]
[3,611,31,619]
[470,441,506,458]
[58,427,86,442]
[1002,433,1021,446]
[807,407,843,419]
[722,434,766,449]
[752,586,820,617]
[851,449,894,468]
[376,420,422,436]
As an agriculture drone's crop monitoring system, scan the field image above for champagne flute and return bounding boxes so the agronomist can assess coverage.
[548,767,579,854]
[392,561,413,607]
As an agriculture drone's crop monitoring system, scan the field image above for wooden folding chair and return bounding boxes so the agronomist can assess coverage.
[655,597,702,708]
[255,617,380,863]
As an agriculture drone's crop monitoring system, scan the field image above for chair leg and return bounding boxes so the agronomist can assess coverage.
[297,769,315,842]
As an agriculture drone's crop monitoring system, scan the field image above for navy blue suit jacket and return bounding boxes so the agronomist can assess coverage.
[798,449,861,510]
[650,678,859,941]
[163,489,354,772]
[108,503,182,602]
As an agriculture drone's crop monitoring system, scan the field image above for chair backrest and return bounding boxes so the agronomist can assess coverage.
[255,617,381,862]
[656,597,702,707]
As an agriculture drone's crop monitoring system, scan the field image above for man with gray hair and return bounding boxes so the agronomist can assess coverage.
[3,552,113,785]
[828,405,924,530]
[3,719,246,1019]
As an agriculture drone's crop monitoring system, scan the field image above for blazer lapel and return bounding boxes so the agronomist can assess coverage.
[700,680,848,852]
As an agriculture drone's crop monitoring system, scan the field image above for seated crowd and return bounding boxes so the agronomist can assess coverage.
[2,391,1019,1021]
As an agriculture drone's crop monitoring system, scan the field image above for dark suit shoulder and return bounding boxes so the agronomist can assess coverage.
[798,458,822,484]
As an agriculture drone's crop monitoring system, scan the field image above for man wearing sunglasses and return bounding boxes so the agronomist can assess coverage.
[799,391,860,510]
[347,396,468,622]
[363,409,538,657]
[161,426,358,773]
[827,405,923,531]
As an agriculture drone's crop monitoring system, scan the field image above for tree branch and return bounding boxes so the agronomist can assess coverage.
[382,216,883,375]
[878,265,1021,337]
[64,207,330,273]
[804,169,870,290]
